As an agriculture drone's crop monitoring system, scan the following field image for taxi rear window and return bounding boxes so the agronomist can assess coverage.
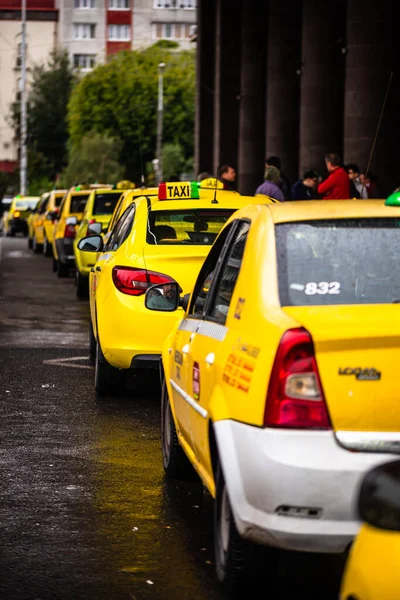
[55,195,64,207]
[15,199,38,209]
[147,209,234,245]
[70,194,90,213]
[93,192,121,215]
[276,218,400,306]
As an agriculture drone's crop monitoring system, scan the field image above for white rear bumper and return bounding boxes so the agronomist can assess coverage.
[214,421,397,553]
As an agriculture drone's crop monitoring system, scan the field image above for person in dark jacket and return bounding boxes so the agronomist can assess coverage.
[265,156,291,200]
[318,153,350,199]
[291,170,320,200]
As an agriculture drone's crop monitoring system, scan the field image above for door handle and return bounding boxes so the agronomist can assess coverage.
[95,266,102,272]
[90,267,95,273]
[205,352,215,365]
[182,344,190,355]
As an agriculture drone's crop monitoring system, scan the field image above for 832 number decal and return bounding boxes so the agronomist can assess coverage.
[305,282,341,295]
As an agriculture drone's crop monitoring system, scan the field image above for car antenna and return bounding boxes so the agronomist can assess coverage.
[212,166,220,204]
[133,107,146,188]
[361,71,393,198]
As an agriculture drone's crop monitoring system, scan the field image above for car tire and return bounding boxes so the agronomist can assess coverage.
[43,236,52,257]
[161,377,194,479]
[28,236,33,248]
[214,462,263,597]
[57,260,69,278]
[94,339,125,397]
[33,236,42,254]
[52,256,58,272]
[76,271,89,300]
[89,320,96,366]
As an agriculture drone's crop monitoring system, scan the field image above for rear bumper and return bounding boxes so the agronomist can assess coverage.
[9,219,28,233]
[214,421,398,553]
[56,238,75,266]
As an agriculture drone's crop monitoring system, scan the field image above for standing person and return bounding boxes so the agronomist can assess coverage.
[318,153,350,199]
[346,163,368,198]
[255,165,284,201]
[218,165,236,191]
[265,156,291,199]
[291,170,320,200]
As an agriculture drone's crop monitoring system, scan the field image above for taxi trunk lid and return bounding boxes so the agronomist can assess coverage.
[283,305,400,433]
[142,245,210,294]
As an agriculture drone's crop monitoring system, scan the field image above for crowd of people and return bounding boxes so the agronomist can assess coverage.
[199,154,382,201]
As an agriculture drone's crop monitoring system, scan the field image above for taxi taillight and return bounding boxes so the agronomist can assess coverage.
[112,266,174,296]
[64,224,76,238]
[13,210,21,218]
[264,328,331,430]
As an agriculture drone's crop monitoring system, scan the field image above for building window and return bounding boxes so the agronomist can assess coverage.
[73,54,96,70]
[108,24,130,40]
[152,22,193,39]
[108,0,129,8]
[73,23,96,39]
[74,0,95,8]
[154,0,196,8]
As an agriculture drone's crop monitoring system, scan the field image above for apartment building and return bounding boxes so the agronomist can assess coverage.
[0,0,58,167]
[133,0,196,50]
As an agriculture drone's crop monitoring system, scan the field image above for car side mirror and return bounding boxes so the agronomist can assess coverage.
[88,222,102,235]
[66,216,78,226]
[77,235,103,253]
[180,293,190,312]
[358,459,400,531]
[145,282,180,312]
[47,210,59,221]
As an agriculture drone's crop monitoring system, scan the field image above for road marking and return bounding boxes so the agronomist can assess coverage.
[42,356,93,369]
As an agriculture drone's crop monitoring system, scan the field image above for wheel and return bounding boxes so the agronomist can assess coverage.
[76,271,89,300]
[52,256,58,272]
[89,319,96,365]
[161,377,194,478]
[214,462,261,597]
[94,339,125,396]
[28,236,33,248]
[43,236,52,257]
[57,259,69,278]
[33,235,42,254]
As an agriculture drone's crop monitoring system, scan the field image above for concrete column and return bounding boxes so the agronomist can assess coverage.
[299,0,347,176]
[213,0,241,177]
[265,0,302,187]
[194,0,216,177]
[344,0,400,196]
[237,0,267,195]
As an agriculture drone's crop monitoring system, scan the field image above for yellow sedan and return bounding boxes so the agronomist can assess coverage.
[78,180,275,396]
[3,195,40,237]
[151,199,400,594]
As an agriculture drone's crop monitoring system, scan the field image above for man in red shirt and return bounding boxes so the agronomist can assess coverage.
[318,153,351,199]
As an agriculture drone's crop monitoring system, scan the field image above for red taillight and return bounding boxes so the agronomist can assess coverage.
[86,218,97,236]
[112,266,174,296]
[64,224,76,238]
[264,328,331,430]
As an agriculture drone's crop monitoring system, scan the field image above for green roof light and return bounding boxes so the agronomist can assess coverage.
[385,190,400,206]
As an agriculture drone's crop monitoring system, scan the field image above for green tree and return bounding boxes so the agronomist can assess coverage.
[10,49,75,183]
[162,142,184,180]
[60,132,124,187]
[68,43,195,184]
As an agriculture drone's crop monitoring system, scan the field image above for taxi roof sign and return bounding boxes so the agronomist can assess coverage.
[199,177,224,190]
[385,190,400,206]
[158,181,200,201]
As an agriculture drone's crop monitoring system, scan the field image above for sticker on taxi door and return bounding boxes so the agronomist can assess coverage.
[193,362,200,401]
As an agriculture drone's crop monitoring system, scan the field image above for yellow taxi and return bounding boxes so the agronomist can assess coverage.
[340,459,400,600]
[3,195,40,237]
[36,189,67,257]
[73,187,125,299]
[77,180,275,396]
[149,199,400,594]
[52,184,111,277]
[28,191,50,252]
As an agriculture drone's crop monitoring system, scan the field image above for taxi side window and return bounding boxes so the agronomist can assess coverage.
[39,196,49,214]
[105,204,136,251]
[206,221,249,325]
[188,222,237,318]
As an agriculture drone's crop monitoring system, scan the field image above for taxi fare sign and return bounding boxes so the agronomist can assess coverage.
[158,181,199,200]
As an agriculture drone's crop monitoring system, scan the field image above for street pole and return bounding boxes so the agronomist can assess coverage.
[156,62,165,185]
[20,0,27,195]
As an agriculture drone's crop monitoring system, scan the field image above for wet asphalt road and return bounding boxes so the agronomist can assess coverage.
[0,235,346,600]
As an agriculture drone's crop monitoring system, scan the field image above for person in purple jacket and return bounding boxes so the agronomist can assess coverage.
[255,165,285,201]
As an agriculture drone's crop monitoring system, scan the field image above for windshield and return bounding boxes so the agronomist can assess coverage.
[276,219,400,306]
[15,199,38,209]
[147,209,234,245]
[93,192,122,215]
[70,194,90,213]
